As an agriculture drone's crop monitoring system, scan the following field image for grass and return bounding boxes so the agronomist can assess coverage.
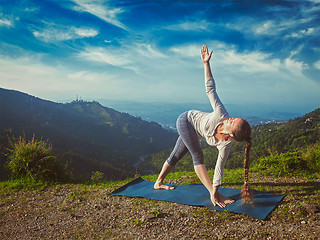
[0,178,50,195]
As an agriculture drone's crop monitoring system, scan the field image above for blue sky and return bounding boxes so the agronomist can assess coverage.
[0,0,319,114]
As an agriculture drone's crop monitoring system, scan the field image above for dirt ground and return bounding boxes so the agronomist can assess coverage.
[0,175,319,239]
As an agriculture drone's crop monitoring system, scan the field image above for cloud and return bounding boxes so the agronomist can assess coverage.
[71,0,127,30]
[0,53,120,100]
[170,42,282,73]
[165,20,211,32]
[314,60,320,70]
[290,27,316,38]
[73,27,99,37]
[252,20,276,36]
[228,18,294,37]
[226,3,318,39]
[76,43,169,74]
[32,24,98,43]
[134,43,167,59]
[212,42,308,79]
[302,1,320,13]
[77,46,132,67]
[170,44,200,58]
[221,50,280,73]
[0,16,15,28]
[0,55,65,93]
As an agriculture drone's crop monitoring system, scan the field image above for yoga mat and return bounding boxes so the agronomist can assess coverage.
[110,177,285,220]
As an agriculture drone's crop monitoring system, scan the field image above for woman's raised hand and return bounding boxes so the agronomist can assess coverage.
[201,45,213,63]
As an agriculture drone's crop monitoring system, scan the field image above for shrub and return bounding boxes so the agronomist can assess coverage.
[6,135,67,182]
[90,171,104,183]
[303,143,320,172]
[253,144,320,177]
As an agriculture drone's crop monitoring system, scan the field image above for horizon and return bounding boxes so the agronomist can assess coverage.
[0,85,317,117]
[0,0,319,115]
[1,86,315,128]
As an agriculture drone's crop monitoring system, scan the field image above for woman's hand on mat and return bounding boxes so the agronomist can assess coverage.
[211,191,235,208]
[154,182,175,190]
[201,45,213,63]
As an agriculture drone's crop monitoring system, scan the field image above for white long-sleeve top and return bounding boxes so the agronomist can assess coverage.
[187,77,233,187]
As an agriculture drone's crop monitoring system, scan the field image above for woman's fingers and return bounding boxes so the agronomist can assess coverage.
[225,199,235,205]
[202,45,208,53]
[217,201,226,208]
[212,200,226,208]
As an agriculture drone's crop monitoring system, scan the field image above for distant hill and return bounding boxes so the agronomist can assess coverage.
[0,88,178,180]
[96,99,303,128]
[249,108,320,157]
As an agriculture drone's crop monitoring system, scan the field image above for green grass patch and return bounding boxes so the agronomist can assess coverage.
[252,143,320,178]
[0,177,51,193]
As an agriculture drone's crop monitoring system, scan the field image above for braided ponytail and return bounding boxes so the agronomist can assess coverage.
[232,119,253,204]
[241,139,253,205]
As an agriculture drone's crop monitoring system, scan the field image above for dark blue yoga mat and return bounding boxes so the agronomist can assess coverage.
[110,177,285,220]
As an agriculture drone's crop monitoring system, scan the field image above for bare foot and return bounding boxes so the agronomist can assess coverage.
[154,182,175,190]
[211,192,235,208]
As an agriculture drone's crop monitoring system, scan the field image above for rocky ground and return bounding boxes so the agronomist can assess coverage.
[0,175,319,239]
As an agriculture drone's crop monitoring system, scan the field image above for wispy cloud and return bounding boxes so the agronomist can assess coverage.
[227,18,292,37]
[170,44,201,58]
[32,23,98,43]
[0,16,15,28]
[71,0,127,30]
[215,42,308,78]
[165,20,211,32]
[290,27,316,38]
[77,46,132,67]
[76,43,170,74]
[169,42,281,73]
[134,43,167,59]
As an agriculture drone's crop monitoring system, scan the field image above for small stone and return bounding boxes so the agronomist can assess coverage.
[301,220,307,224]
[101,202,109,208]
[301,203,319,214]
[94,204,101,210]
[141,213,154,222]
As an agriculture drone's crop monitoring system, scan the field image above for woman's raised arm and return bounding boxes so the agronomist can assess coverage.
[201,45,213,80]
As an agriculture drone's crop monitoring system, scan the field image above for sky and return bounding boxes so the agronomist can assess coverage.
[0,0,320,115]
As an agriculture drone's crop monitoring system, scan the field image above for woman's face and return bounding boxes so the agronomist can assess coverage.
[223,118,242,134]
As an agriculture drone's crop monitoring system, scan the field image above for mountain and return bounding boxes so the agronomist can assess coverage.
[0,88,178,180]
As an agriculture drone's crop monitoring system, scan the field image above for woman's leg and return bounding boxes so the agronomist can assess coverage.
[154,113,190,190]
[154,161,175,190]
[155,112,207,190]
[175,114,215,195]
[154,136,189,189]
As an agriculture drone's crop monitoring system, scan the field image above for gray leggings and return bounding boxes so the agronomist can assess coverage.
[167,112,204,166]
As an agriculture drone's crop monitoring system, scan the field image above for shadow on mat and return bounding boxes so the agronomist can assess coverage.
[224,180,319,197]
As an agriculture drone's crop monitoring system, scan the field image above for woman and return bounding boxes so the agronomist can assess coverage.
[154,45,252,208]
